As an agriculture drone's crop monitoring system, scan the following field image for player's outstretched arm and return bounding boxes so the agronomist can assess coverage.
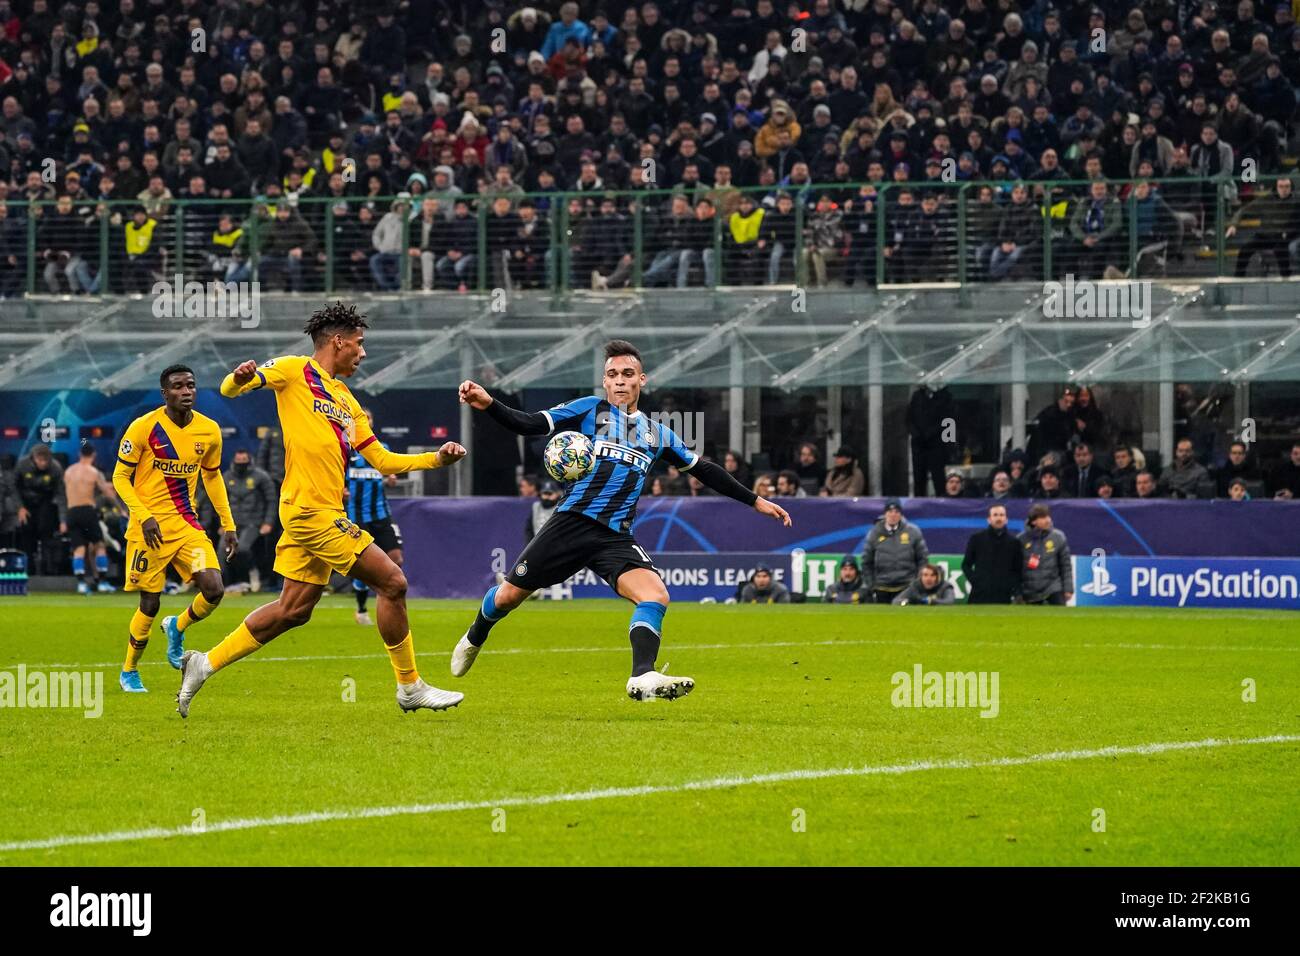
[220,360,261,397]
[459,379,551,436]
[753,495,793,527]
[357,437,466,475]
[686,459,793,527]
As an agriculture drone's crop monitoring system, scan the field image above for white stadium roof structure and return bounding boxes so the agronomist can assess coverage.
[3,282,1300,394]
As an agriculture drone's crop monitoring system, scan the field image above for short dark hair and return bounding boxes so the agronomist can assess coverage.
[987,501,1007,514]
[79,443,95,458]
[160,363,194,388]
[304,301,369,345]
[1026,502,1051,523]
[1230,440,1247,451]
[603,339,641,364]
[233,447,251,457]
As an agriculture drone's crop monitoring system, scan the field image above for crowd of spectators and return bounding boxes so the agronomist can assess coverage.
[3,0,1300,296]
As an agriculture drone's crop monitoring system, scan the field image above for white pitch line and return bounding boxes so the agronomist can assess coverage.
[1,734,1295,854]
[18,634,1300,671]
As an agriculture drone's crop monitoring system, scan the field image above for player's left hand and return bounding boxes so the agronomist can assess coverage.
[755,496,792,527]
[221,530,239,560]
[436,442,467,466]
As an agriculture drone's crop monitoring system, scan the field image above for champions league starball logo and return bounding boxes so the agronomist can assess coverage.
[1080,548,1118,597]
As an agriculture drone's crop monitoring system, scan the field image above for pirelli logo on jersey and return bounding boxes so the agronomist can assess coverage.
[151,459,200,476]
[593,438,653,472]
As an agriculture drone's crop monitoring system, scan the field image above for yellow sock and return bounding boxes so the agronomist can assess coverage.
[386,633,419,684]
[207,621,264,672]
[123,610,155,671]
[177,591,218,633]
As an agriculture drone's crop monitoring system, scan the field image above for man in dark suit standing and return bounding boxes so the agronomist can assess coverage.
[908,384,954,496]
[961,503,1022,604]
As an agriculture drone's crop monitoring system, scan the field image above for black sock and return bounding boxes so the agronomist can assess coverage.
[629,624,660,677]
[466,610,493,647]
[355,588,367,612]
[466,586,511,646]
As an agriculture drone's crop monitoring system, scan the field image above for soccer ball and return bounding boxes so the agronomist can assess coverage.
[544,431,596,483]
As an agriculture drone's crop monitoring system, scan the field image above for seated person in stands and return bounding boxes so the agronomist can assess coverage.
[822,555,869,604]
[892,563,957,605]
[739,564,790,604]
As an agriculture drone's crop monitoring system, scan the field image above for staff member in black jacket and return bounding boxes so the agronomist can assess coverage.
[908,384,954,496]
[961,502,1022,604]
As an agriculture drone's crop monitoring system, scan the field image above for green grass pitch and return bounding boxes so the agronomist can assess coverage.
[1,594,1297,866]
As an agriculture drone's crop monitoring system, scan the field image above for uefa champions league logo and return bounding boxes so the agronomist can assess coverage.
[1081,548,1118,597]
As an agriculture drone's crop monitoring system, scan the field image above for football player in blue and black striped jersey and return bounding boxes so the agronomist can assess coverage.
[452,339,791,701]
[345,408,404,625]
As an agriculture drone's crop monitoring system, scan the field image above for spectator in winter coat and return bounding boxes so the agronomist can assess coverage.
[962,503,1022,604]
[822,555,870,604]
[1027,385,1078,463]
[1108,444,1139,497]
[1018,503,1073,605]
[908,384,954,496]
[740,564,791,603]
[1268,441,1300,499]
[1214,440,1261,497]
[821,446,865,497]
[369,196,410,291]
[892,563,957,605]
[859,498,930,604]
[1226,175,1300,277]
[1158,437,1213,498]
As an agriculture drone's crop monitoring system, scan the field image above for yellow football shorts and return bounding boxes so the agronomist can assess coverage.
[125,528,219,593]
[274,504,374,586]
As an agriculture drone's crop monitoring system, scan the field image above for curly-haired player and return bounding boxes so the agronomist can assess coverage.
[177,302,468,716]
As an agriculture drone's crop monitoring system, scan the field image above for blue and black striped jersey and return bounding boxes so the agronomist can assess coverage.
[346,448,390,523]
[542,395,698,534]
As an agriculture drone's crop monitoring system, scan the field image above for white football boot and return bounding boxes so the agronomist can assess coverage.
[450,633,480,677]
[626,667,695,701]
[397,679,464,713]
[176,649,213,718]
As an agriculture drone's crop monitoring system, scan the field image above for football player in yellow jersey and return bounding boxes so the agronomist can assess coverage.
[112,365,239,693]
[177,302,467,717]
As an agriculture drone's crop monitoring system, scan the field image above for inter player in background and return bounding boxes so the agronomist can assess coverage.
[112,366,238,693]
[453,339,792,701]
[178,302,467,717]
[346,407,403,626]
[63,444,121,593]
